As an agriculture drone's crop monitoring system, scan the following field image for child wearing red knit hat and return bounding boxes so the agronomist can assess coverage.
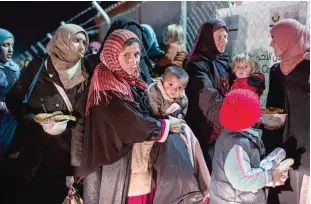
[210,89,288,204]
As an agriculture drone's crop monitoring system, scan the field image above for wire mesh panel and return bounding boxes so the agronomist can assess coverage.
[106,1,309,107]
[216,1,309,107]
[18,1,310,107]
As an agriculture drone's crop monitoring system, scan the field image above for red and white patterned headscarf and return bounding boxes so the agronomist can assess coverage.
[86,29,147,114]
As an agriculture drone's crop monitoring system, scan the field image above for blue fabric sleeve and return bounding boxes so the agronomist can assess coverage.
[224,145,273,192]
[0,69,8,90]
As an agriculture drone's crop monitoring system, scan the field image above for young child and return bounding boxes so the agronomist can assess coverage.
[148,66,188,119]
[208,53,266,144]
[231,53,265,96]
[147,66,211,203]
[156,24,187,70]
[210,89,289,204]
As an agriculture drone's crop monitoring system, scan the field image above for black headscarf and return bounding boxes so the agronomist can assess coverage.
[86,17,153,84]
[187,19,231,75]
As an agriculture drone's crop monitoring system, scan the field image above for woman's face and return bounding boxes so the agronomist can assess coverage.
[213,28,228,53]
[0,38,14,62]
[270,36,283,57]
[118,42,141,76]
[70,32,87,54]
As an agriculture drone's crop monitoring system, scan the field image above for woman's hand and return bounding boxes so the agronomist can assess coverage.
[168,116,185,133]
[267,169,288,187]
[260,114,286,130]
[168,115,185,125]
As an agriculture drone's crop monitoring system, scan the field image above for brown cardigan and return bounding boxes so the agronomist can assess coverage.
[156,42,187,68]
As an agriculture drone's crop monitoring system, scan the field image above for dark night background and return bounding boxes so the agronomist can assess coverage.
[0,1,116,61]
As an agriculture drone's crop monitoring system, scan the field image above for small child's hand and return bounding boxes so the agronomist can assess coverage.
[177,114,183,119]
[269,169,288,187]
[165,103,181,115]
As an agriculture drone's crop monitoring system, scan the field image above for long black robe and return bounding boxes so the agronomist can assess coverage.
[265,60,310,204]
[184,19,232,172]
[82,87,207,204]
[81,87,165,204]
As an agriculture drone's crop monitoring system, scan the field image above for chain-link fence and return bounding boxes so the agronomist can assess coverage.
[17,1,310,107]
[97,1,310,107]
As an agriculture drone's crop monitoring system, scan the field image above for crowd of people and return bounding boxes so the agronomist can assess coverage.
[0,16,309,204]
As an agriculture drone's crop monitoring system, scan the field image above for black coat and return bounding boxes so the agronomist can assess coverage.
[184,59,232,170]
[184,19,232,172]
[282,60,310,170]
[82,87,206,204]
[265,60,310,204]
[262,64,285,154]
[3,57,89,204]
[266,60,309,169]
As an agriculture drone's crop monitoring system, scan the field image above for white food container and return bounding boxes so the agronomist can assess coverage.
[262,114,287,127]
[40,120,69,135]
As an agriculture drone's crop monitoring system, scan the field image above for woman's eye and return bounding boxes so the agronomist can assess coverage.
[169,83,173,86]
[178,86,183,90]
[124,54,129,58]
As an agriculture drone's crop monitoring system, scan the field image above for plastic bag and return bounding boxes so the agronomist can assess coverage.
[62,176,83,204]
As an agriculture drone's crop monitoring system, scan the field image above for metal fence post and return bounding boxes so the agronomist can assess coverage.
[92,1,111,28]
[37,42,47,54]
[19,54,26,61]
[47,33,53,39]
[30,45,39,55]
[181,1,187,50]
[25,51,33,59]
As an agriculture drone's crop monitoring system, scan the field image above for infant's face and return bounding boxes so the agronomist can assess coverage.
[163,34,175,46]
[163,73,186,99]
[234,61,253,79]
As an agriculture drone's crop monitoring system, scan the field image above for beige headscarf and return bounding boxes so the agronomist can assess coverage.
[46,24,89,89]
